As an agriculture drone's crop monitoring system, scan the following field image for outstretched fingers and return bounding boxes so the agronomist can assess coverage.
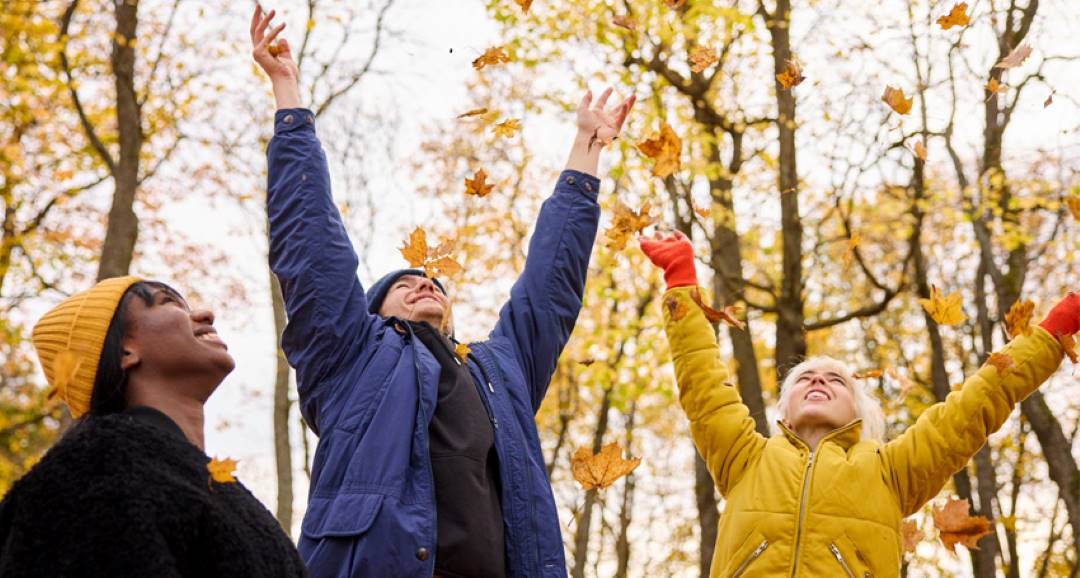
[254,8,276,45]
[593,87,614,112]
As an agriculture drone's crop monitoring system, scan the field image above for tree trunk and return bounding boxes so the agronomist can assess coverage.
[97,0,142,280]
[1021,394,1080,564]
[571,386,612,578]
[614,401,637,578]
[695,453,719,578]
[271,271,293,533]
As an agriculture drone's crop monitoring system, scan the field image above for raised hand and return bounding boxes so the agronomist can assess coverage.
[576,88,636,148]
[639,230,698,289]
[250,4,301,109]
[1039,293,1080,337]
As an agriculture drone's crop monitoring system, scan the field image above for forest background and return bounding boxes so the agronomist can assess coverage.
[3,0,1080,576]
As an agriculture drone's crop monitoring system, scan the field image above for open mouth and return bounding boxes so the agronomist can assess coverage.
[805,387,831,401]
[195,327,228,349]
[412,295,441,305]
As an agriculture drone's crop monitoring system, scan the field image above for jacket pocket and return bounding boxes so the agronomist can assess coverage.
[723,529,769,578]
[301,493,383,539]
[829,534,873,578]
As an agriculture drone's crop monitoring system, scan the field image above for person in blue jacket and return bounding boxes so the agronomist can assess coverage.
[251,7,635,577]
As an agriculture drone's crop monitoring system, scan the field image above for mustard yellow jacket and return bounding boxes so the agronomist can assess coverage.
[662,287,1064,578]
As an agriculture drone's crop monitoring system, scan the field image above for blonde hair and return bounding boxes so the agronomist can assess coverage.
[774,356,886,442]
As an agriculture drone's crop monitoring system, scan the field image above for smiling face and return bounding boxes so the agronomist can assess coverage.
[782,364,858,434]
[120,286,235,401]
[378,274,451,330]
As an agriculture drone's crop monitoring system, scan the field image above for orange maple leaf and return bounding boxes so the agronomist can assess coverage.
[472,46,511,70]
[604,199,655,251]
[637,122,682,178]
[985,78,1008,95]
[454,342,471,363]
[1064,197,1080,221]
[514,0,532,13]
[208,457,238,484]
[985,352,1015,375]
[399,227,464,279]
[1004,299,1034,339]
[689,288,745,330]
[901,519,925,554]
[776,59,806,90]
[689,46,718,73]
[882,85,914,115]
[465,169,494,197]
[853,368,883,379]
[936,3,970,30]
[571,443,641,490]
[913,140,928,161]
[933,498,992,553]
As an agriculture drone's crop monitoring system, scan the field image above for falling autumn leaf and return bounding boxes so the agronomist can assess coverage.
[208,457,238,484]
[985,352,1015,375]
[776,59,806,90]
[665,294,689,321]
[663,0,686,8]
[1059,332,1078,363]
[1004,299,1034,338]
[465,169,495,198]
[985,78,1008,95]
[994,43,1033,69]
[454,342,471,363]
[853,368,883,379]
[692,202,710,219]
[936,3,970,30]
[913,140,928,161]
[842,233,860,269]
[514,0,532,13]
[689,46,718,73]
[882,85,914,115]
[612,14,636,31]
[472,46,511,70]
[689,288,746,330]
[268,42,285,57]
[604,199,654,251]
[638,122,682,178]
[1064,197,1080,221]
[933,498,993,553]
[492,118,522,138]
[1045,93,1054,108]
[399,226,464,279]
[457,107,489,119]
[901,519,925,554]
[578,358,597,367]
[571,442,641,490]
[918,285,967,325]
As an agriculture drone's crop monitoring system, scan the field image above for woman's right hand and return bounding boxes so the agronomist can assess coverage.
[250,5,302,108]
[639,230,698,289]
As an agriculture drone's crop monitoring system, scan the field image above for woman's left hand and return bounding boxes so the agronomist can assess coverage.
[576,87,636,147]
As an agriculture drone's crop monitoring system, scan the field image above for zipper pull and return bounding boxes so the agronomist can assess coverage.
[486,380,494,393]
[492,416,499,429]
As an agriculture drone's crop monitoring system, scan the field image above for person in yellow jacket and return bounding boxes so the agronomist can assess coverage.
[639,231,1074,578]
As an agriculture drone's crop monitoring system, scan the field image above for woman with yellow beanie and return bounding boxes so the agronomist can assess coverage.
[0,276,307,577]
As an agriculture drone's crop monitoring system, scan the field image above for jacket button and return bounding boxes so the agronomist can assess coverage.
[566,176,576,185]
[585,182,593,191]
[283,114,294,124]
[415,547,429,561]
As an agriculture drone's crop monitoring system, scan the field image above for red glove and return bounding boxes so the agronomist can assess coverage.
[639,231,698,289]
[1039,293,1080,337]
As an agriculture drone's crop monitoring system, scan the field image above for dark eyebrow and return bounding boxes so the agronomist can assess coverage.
[155,288,190,311]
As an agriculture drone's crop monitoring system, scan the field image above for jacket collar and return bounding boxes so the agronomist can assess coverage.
[777,419,863,451]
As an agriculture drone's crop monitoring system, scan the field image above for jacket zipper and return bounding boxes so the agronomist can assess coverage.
[403,324,437,574]
[829,544,856,578]
[468,352,499,430]
[732,539,769,578]
[790,450,814,577]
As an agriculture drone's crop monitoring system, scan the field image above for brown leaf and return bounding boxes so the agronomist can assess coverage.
[578,358,597,367]
[1060,332,1078,363]
[612,14,636,30]
[1004,299,1034,339]
[663,0,686,7]
[665,294,689,322]
[994,44,1033,69]
[689,46,718,73]
[208,457,238,484]
[936,2,970,30]
[604,199,654,251]
[514,0,532,13]
[465,169,495,197]
[882,85,914,115]
[986,352,1015,375]
[571,442,641,490]
[1065,197,1080,221]
[901,519,925,554]
[689,288,745,330]
[637,122,682,178]
[932,498,993,553]
[776,59,806,90]
[1045,93,1054,107]
[457,107,489,118]
[472,46,512,70]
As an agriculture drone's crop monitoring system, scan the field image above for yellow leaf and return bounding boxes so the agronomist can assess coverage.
[571,442,641,490]
[399,227,464,279]
[918,285,967,325]
[637,122,682,178]
[853,368,883,379]
[472,46,511,70]
[936,3,970,30]
[465,169,494,197]
[454,342,471,363]
[882,85,913,115]
[688,46,718,73]
[399,227,429,268]
[492,118,521,138]
[842,233,860,269]
[986,352,1015,375]
[1004,299,1034,339]
[604,199,655,251]
[776,59,806,90]
[985,78,1008,95]
[306,19,316,31]
[932,498,992,553]
[208,457,238,483]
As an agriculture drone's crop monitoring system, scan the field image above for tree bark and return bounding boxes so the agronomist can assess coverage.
[614,401,637,578]
[571,385,612,578]
[270,272,293,533]
[695,453,719,578]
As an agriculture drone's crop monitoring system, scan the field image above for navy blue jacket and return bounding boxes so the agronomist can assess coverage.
[267,109,601,577]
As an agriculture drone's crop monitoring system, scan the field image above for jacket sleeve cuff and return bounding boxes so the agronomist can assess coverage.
[274,108,317,136]
[556,169,600,200]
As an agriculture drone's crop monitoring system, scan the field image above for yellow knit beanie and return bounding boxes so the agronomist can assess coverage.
[32,276,142,418]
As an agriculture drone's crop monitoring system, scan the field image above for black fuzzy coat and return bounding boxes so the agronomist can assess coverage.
[0,406,307,578]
